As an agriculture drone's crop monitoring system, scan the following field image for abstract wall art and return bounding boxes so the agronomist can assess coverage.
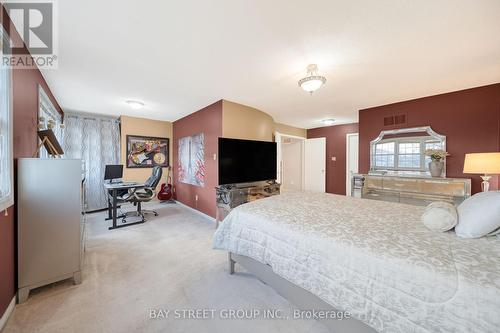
[178,133,205,186]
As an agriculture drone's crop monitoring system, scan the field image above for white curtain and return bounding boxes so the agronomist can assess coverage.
[63,113,120,211]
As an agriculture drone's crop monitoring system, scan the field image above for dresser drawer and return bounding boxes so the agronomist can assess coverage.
[399,192,453,206]
[362,189,399,203]
[419,179,467,197]
[383,177,420,193]
[364,176,384,190]
[360,174,470,206]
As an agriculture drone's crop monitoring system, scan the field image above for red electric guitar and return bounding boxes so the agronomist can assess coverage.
[157,167,174,201]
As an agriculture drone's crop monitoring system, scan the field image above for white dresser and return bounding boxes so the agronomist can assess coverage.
[17,158,83,303]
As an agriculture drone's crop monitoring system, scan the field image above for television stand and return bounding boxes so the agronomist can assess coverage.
[215,180,280,228]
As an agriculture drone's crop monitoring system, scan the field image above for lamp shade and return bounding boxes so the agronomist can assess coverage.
[463,153,500,174]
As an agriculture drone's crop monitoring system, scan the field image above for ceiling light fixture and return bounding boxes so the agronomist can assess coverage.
[322,119,335,126]
[298,64,327,94]
[126,100,145,109]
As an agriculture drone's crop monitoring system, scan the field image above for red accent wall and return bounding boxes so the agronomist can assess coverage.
[307,123,359,195]
[0,8,64,318]
[359,83,500,194]
[173,101,222,218]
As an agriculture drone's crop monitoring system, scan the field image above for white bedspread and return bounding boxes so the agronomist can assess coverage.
[213,191,500,333]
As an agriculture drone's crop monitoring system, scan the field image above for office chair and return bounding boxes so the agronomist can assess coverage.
[120,166,163,223]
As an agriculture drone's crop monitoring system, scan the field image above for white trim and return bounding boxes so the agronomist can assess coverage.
[346,133,359,196]
[0,296,15,331]
[174,200,216,223]
[274,132,282,183]
[274,131,306,140]
[275,131,306,191]
[300,139,305,190]
[0,25,14,212]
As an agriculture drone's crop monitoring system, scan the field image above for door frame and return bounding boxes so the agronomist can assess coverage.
[275,131,306,190]
[345,132,359,196]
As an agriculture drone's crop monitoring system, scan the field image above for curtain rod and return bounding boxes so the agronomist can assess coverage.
[65,113,120,123]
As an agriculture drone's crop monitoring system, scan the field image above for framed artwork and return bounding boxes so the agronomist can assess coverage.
[178,133,205,187]
[126,135,169,168]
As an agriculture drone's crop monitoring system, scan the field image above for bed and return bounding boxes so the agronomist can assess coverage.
[213,191,500,333]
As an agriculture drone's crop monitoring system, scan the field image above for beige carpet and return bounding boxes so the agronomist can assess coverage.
[4,202,329,333]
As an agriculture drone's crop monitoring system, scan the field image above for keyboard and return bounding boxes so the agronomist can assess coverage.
[120,181,137,185]
[109,181,138,186]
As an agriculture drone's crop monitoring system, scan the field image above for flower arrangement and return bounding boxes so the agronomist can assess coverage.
[425,149,449,161]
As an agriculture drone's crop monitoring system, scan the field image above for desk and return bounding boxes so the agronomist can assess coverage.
[103,182,145,230]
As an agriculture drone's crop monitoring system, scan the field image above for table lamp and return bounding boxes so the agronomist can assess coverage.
[463,152,500,191]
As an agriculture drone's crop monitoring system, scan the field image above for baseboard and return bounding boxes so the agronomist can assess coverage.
[174,200,216,223]
[0,296,15,332]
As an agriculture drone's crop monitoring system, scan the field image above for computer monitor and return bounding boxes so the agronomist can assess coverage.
[104,165,123,183]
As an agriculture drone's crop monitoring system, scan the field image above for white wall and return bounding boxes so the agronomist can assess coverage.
[281,140,303,191]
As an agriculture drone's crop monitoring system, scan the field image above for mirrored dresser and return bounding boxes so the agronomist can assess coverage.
[215,181,280,228]
[357,173,471,206]
[355,126,471,206]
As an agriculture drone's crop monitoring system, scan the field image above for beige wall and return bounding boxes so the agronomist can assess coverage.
[120,115,173,188]
[274,122,306,138]
[222,100,275,142]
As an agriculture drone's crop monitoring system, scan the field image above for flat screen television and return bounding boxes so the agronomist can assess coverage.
[218,138,277,185]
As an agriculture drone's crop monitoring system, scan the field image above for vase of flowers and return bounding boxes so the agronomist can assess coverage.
[425,149,449,177]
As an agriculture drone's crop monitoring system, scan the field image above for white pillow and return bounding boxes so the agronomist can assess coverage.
[422,201,458,232]
[455,191,500,238]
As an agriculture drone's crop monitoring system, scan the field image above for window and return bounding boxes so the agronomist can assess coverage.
[373,137,444,172]
[398,142,420,168]
[0,27,13,212]
[374,142,395,168]
[38,85,63,158]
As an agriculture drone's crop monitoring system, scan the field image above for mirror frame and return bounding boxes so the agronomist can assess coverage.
[370,126,447,175]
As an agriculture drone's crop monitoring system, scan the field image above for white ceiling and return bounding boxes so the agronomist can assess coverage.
[39,0,500,129]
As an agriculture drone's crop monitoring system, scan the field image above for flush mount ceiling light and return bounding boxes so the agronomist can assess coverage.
[322,119,335,126]
[298,64,327,94]
[126,100,145,109]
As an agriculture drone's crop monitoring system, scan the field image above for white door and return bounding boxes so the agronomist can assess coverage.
[346,133,359,196]
[304,138,326,192]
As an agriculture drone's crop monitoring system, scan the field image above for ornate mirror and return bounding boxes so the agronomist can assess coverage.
[369,126,446,176]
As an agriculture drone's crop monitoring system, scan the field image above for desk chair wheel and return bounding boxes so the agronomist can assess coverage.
[122,216,145,224]
[122,210,145,224]
[141,209,158,217]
